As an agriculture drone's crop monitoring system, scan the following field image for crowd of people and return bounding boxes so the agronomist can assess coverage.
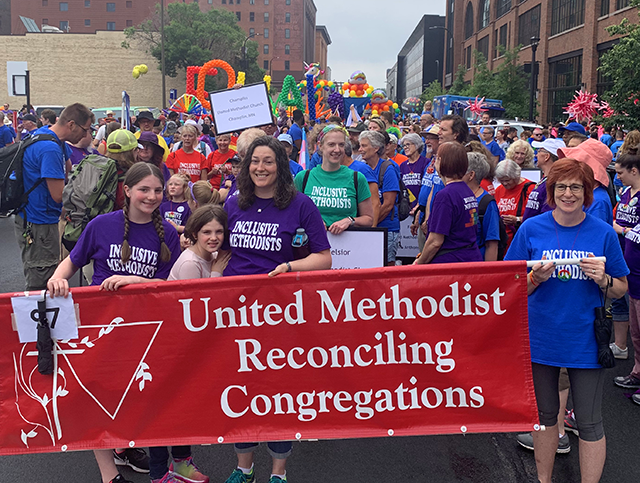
[2,97,639,483]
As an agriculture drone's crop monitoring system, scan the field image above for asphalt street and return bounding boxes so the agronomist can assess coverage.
[0,215,637,483]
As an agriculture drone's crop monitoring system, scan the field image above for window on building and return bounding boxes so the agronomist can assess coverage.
[264,12,269,22]
[464,3,474,40]
[477,35,489,61]
[286,0,290,4]
[551,0,585,35]
[249,27,255,35]
[84,18,90,26]
[106,2,115,11]
[236,11,241,20]
[264,0,268,4]
[616,0,629,9]
[597,49,614,96]
[42,0,48,6]
[466,45,472,69]
[250,0,254,4]
[126,19,132,26]
[263,28,269,38]
[518,5,540,46]
[250,12,254,21]
[236,0,240,4]
[85,0,90,6]
[264,44,269,54]
[478,0,490,30]
[59,2,68,11]
[285,28,290,38]
[547,53,582,121]
[208,0,213,4]
[264,60,269,70]
[285,12,290,22]
[601,0,609,15]
[43,18,49,24]
[107,21,116,30]
[229,0,233,3]
[285,60,290,70]
[59,20,68,29]
[496,0,510,17]
[126,1,132,7]
[285,44,290,54]
[222,0,226,4]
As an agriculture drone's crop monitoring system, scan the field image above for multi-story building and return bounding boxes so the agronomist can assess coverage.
[2,0,317,85]
[314,25,331,79]
[445,0,637,122]
[390,14,445,104]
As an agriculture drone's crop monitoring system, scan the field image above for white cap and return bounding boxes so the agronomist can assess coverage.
[531,138,566,157]
[184,119,202,133]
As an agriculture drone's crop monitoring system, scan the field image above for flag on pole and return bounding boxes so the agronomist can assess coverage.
[122,91,131,130]
[298,127,308,170]
[346,103,361,128]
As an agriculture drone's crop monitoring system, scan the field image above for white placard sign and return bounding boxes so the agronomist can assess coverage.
[7,61,27,97]
[11,293,78,343]
[327,228,387,270]
[209,82,273,135]
[396,216,420,258]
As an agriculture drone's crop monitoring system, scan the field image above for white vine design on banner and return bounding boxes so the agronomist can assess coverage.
[13,316,163,448]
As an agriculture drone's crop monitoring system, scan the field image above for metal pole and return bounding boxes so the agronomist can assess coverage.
[529,37,539,123]
[25,70,31,114]
[160,0,167,109]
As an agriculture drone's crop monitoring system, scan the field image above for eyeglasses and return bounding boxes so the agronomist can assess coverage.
[533,133,543,136]
[555,183,584,194]
[75,121,90,134]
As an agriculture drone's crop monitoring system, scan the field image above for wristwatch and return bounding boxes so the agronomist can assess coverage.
[348,216,356,226]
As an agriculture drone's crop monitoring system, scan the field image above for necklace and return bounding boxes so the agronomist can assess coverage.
[552,210,585,282]
[256,198,275,213]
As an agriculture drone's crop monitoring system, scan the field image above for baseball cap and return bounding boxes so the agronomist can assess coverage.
[531,138,566,157]
[184,119,202,133]
[107,129,141,153]
[347,122,366,134]
[277,133,293,145]
[22,114,37,123]
[423,124,441,137]
[558,122,586,136]
[134,110,155,126]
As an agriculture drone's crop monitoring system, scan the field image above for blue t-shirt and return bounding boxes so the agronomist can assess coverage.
[600,134,612,146]
[505,212,629,368]
[347,160,376,184]
[482,139,506,161]
[372,158,400,232]
[477,191,501,259]
[585,186,613,225]
[289,123,303,143]
[22,127,67,224]
[417,160,445,223]
[0,125,13,148]
[289,159,304,177]
[611,140,624,158]
[307,151,322,170]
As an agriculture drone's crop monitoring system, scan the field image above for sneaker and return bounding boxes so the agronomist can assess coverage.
[632,393,640,406]
[109,475,134,483]
[224,468,255,483]
[610,342,629,360]
[169,457,210,483]
[515,432,570,454]
[563,409,579,436]
[153,473,188,483]
[269,477,287,483]
[113,448,150,473]
[614,374,640,389]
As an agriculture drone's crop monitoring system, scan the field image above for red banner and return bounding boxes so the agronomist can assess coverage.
[0,262,537,455]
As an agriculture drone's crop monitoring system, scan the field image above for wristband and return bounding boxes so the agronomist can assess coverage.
[529,271,539,287]
[286,261,292,272]
[348,216,356,226]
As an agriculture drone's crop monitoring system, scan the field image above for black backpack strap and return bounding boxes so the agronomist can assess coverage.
[301,169,311,193]
[516,182,535,217]
[477,192,495,222]
[378,159,392,187]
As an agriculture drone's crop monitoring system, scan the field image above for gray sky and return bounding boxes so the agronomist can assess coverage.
[315,0,447,89]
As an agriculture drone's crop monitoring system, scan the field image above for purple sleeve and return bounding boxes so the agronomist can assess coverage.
[298,194,331,253]
[155,222,181,279]
[428,189,454,236]
[69,217,98,268]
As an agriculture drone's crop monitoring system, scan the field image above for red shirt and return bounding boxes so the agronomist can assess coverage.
[166,149,207,183]
[494,179,535,246]
[391,153,408,166]
[206,149,235,189]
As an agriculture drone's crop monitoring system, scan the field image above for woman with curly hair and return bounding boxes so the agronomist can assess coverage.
[222,136,331,483]
[506,139,536,169]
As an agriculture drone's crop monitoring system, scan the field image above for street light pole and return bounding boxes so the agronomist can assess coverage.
[269,56,280,76]
[243,32,259,72]
[529,36,540,123]
[160,0,166,109]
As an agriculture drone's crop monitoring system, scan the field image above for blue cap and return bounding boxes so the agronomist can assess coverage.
[559,122,586,136]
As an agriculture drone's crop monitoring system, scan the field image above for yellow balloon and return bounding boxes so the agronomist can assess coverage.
[392,102,398,109]
[372,110,379,116]
[132,67,140,79]
[328,81,334,87]
[139,64,148,74]
[366,87,374,94]
[349,90,356,97]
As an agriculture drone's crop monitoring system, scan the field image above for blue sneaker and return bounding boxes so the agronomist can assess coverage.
[224,468,255,483]
[269,477,287,483]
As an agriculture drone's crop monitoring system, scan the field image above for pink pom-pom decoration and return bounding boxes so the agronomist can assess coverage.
[563,90,600,123]
[465,96,488,119]
[599,101,615,119]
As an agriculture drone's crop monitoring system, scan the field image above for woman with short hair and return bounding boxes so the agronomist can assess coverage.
[399,133,429,209]
[494,159,535,247]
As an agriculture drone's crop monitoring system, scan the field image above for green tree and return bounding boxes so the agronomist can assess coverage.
[600,1,640,128]
[491,46,531,119]
[420,80,445,106]
[449,64,470,96]
[123,3,264,90]
[467,51,496,99]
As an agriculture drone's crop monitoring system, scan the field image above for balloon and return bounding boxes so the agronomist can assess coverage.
[383,105,390,111]
[395,108,400,114]
[350,91,356,97]
[138,64,148,74]
[372,110,378,116]
[356,90,364,97]
[392,102,398,109]
[366,87,374,94]
[196,59,236,110]
[363,84,369,90]
[132,67,140,79]
[343,82,350,90]
[328,81,334,87]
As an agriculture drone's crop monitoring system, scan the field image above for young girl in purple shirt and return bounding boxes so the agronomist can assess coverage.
[47,162,181,483]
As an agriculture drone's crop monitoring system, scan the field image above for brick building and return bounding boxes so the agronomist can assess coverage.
[1,0,318,85]
[444,0,637,122]
[314,25,331,79]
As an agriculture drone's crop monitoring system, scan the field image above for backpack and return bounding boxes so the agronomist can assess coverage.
[478,193,508,261]
[62,154,121,251]
[378,160,411,221]
[0,134,60,215]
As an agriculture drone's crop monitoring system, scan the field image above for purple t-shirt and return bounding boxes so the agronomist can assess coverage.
[69,210,181,285]
[224,192,331,276]
[523,177,551,221]
[399,155,429,208]
[67,144,99,166]
[616,187,640,229]
[624,224,640,298]
[160,200,192,227]
[428,181,482,264]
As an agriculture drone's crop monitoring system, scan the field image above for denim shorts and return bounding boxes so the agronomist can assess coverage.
[611,293,629,322]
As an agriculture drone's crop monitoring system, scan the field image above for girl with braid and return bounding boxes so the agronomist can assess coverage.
[47,162,181,483]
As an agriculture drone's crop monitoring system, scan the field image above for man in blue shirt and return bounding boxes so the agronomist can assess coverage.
[19,114,38,140]
[288,109,305,161]
[479,126,505,163]
[0,113,14,148]
[610,130,625,159]
[599,126,613,147]
[15,103,94,290]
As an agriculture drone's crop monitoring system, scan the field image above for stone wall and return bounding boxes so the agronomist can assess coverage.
[1,30,185,109]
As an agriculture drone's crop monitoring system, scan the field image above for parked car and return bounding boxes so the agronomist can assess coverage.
[33,105,65,117]
[493,120,543,137]
[91,106,161,121]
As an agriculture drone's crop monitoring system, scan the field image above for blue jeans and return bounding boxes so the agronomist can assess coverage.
[387,230,400,263]
[149,446,191,479]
